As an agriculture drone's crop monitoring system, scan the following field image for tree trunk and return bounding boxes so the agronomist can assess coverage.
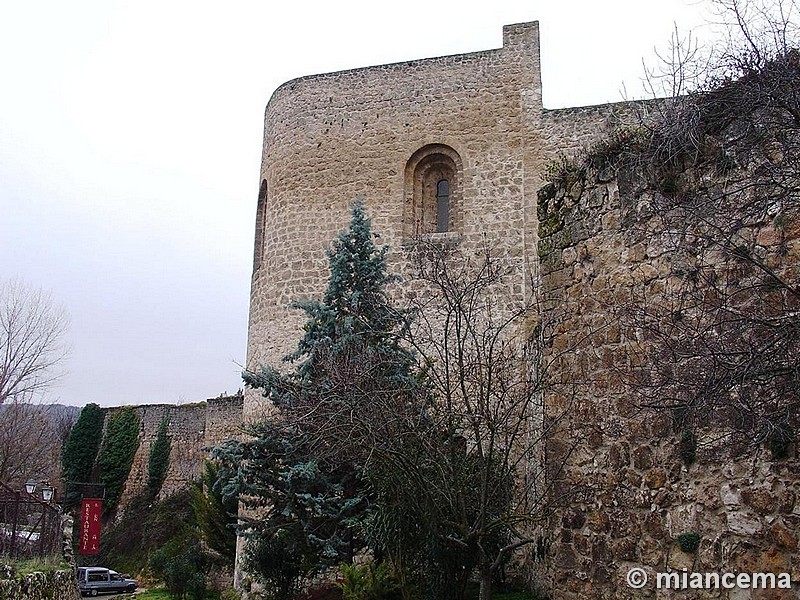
[479,563,492,600]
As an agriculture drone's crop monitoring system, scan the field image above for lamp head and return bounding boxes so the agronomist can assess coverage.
[41,484,54,503]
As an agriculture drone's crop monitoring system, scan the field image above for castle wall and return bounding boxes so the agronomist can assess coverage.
[245,24,544,406]
[536,161,800,598]
[206,395,245,447]
[245,22,630,422]
[105,394,243,510]
[239,19,800,599]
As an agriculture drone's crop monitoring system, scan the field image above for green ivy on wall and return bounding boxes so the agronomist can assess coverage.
[147,415,171,498]
[98,407,140,516]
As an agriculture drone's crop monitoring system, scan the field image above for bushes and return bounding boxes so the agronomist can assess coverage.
[150,534,211,600]
[337,562,401,600]
[98,486,227,599]
[92,488,195,574]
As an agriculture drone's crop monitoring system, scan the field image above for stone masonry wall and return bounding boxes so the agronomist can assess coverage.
[106,393,243,511]
[244,21,636,423]
[241,18,800,599]
[0,567,81,600]
[0,515,81,600]
[241,20,661,594]
[536,158,799,598]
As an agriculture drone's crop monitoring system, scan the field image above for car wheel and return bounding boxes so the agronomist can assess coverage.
[127,584,136,593]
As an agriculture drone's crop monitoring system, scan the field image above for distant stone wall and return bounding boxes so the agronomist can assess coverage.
[206,395,245,447]
[0,516,81,600]
[106,393,243,511]
[539,101,642,163]
[0,568,81,600]
[536,157,800,598]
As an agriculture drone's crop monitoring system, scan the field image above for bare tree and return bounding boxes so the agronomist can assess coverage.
[393,241,578,600]
[0,400,77,488]
[611,0,800,455]
[0,278,69,406]
[0,279,71,490]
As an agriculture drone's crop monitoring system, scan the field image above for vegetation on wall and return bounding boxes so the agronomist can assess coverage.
[98,406,140,515]
[148,415,172,498]
[540,0,800,460]
[676,532,702,554]
[624,19,799,456]
[94,475,236,598]
[91,488,194,573]
[61,403,105,508]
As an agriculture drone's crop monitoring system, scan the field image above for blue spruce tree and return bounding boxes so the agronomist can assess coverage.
[215,200,418,598]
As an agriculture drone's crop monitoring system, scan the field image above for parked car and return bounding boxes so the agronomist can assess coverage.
[76,566,137,596]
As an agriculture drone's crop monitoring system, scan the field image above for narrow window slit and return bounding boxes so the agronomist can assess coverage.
[437,179,449,232]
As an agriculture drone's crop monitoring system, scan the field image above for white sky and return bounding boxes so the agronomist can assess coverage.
[0,0,713,407]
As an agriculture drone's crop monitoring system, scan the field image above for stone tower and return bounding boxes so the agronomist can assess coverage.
[241,21,699,597]
[245,21,623,421]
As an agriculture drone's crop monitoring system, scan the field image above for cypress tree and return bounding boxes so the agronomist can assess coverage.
[191,460,237,563]
[61,403,105,507]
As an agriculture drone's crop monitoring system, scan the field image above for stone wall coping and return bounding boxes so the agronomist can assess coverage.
[264,21,541,115]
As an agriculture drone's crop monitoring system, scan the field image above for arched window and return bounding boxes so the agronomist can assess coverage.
[436,179,449,232]
[253,179,268,272]
[404,145,462,237]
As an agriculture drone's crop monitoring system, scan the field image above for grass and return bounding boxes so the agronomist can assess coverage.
[132,590,172,600]
[8,555,70,575]
[135,589,224,600]
[462,581,542,600]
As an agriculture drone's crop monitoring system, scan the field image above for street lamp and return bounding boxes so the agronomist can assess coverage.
[41,484,54,503]
[23,480,56,503]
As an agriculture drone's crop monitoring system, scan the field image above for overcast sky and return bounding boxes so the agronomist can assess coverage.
[1,0,713,407]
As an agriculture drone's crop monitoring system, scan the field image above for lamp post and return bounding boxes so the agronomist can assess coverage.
[23,480,56,504]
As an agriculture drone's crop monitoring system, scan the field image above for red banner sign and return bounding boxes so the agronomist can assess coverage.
[79,498,102,555]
